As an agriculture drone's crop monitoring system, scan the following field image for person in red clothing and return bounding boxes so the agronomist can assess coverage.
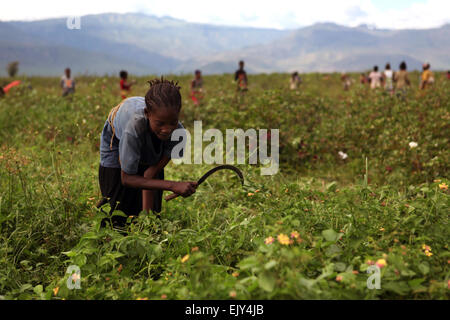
[0,80,21,97]
[190,70,204,105]
[119,70,136,100]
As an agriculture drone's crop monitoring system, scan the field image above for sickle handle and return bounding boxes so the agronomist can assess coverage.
[165,192,180,202]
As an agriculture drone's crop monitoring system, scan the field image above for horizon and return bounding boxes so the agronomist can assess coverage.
[2,70,449,79]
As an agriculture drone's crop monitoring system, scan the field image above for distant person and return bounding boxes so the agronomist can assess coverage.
[234,60,248,92]
[384,63,394,95]
[0,80,21,97]
[61,68,75,97]
[190,70,204,105]
[119,70,136,100]
[340,73,352,91]
[368,66,382,89]
[290,72,301,90]
[394,61,410,97]
[359,73,368,86]
[420,63,434,90]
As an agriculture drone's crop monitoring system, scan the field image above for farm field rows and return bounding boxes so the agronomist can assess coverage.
[0,73,448,299]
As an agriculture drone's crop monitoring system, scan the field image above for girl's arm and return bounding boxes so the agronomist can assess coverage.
[121,157,197,196]
[142,155,170,211]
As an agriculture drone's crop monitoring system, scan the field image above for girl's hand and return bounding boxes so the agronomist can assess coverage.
[171,181,198,197]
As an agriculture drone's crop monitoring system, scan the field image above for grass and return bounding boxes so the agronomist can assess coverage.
[0,72,448,299]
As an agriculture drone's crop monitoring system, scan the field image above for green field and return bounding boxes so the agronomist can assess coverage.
[0,73,449,299]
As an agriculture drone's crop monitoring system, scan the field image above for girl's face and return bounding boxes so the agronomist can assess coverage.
[146,106,179,141]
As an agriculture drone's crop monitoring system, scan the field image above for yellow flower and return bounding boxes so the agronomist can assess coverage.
[247,192,254,197]
[290,231,300,239]
[277,233,290,245]
[424,250,433,257]
[433,179,441,183]
[136,297,148,300]
[336,275,343,282]
[264,236,274,244]
[379,227,385,232]
[181,254,190,263]
[232,272,239,277]
[439,183,448,191]
[53,287,59,296]
[229,290,237,298]
[376,259,387,268]
[422,244,431,251]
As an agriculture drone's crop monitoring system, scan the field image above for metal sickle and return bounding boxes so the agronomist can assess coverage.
[165,165,244,201]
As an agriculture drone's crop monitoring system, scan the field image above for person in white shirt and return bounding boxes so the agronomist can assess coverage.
[369,66,382,90]
[61,68,75,97]
[384,63,394,95]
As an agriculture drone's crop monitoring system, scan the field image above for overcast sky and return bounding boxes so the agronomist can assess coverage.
[1,0,449,30]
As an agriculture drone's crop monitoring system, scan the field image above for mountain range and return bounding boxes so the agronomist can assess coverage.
[0,13,449,76]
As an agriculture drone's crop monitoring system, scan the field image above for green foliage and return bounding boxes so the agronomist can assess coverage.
[0,73,448,300]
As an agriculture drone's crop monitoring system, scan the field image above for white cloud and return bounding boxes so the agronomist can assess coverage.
[0,0,449,29]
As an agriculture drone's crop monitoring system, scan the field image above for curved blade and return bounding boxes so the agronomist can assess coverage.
[197,165,244,186]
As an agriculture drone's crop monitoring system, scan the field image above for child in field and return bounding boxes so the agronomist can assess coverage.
[190,70,204,105]
[368,66,382,89]
[290,72,301,90]
[340,73,351,91]
[394,61,410,98]
[420,63,434,90]
[235,60,248,91]
[119,70,136,100]
[61,68,75,97]
[0,80,21,97]
[384,63,394,95]
[98,78,197,228]
[359,73,368,86]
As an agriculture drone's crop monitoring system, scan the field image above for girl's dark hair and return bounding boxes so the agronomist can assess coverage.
[145,77,182,112]
[385,63,391,70]
[399,61,407,70]
[119,70,128,79]
[374,65,378,71]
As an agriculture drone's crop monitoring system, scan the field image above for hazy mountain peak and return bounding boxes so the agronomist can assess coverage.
[0,13,448,76]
